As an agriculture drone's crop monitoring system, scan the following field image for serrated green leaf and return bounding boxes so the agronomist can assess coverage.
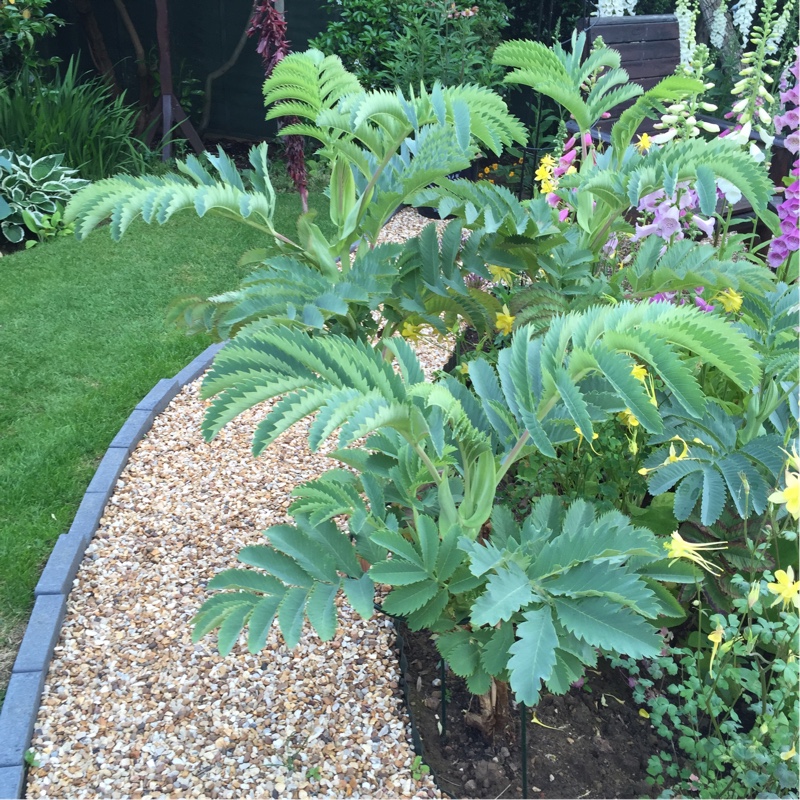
[306,581,340,640]
[370,560,431,585]
[480,621,515,676]
[507,606,558,706]
[471,563,534,626]
[553,597,661,659]
[238,544,313,588]
[382,580,441,616]
[207,569,285,595]
[216,600,256,656]
[247,594,283,653]
[407,589,450,630]
[342,573,375,619]
[278,586,311,649]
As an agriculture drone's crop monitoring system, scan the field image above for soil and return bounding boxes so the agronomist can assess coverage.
[398,623,665,800]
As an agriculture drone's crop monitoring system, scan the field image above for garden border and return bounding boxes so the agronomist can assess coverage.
[0,342,226,800]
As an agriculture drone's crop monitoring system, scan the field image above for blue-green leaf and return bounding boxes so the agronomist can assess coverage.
[507,606,558,706]
[470,563,533,626]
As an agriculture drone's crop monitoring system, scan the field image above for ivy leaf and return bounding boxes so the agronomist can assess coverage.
[471,563,534,626]
[507,606,558,706]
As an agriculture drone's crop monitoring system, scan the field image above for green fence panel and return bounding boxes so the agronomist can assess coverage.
[47,0,331,140]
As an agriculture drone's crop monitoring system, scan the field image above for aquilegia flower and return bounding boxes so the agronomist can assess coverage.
[714,288,743,313]
[768,469,800,519]
[495,305,515,336]
[664,531,727,576]
[767,566,800,609]
[401,321,424,342]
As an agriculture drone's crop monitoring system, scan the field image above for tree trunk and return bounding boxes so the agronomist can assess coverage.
[697,0,741,70]
[464,678,512,741]
[70,0,120,94]
[112,0,154,135]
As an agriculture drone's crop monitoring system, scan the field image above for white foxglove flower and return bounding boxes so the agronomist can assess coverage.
[766,0,796,53]
[699,120,721,132]
[749,142,765,162]
[760,127,775,148]
[710,2,727,49]
[651,129,679,144]
[717,178,743,204]
[732,0,757,44]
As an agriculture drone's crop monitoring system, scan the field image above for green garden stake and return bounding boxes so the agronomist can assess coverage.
[520,702,528,799]
[439,658,447,742]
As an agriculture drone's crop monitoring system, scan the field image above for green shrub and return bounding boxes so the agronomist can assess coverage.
[309,0,511,90]
[0,58,150,181]
[0,0,63,85]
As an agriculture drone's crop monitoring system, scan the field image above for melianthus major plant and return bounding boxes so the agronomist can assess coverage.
[192,300,762,737]
[65,49,526,341]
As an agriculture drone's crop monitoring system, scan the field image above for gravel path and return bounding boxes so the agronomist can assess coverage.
[27,210,450,799]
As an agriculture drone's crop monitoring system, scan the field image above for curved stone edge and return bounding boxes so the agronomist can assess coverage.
[0,341,225,800]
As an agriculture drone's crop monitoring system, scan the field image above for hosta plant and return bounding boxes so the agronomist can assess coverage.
[193,300,761,737]
[0,149,87,245]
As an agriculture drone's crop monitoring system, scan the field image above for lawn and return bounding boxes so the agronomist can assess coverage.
[0,192,332,695]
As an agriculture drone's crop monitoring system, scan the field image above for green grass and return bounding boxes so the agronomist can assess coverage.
[0,193,332,693]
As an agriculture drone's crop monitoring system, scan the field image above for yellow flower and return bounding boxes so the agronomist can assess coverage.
[715,288,743,314]
[491,163,499,170]
[631,364,648,383]
[618,408,639,428]
[488,179,495,184]
[781,744,797,761]
[540,178,557,193]
[664,436,689,464]
[708,623,724,677]
[495,305,515,336]
[509,171,515,177]
[767,566,800,610]
[400,321,424,342]
[534,165,552,182]
[458,361,470,375]
[635,133,652,154]
[664,531,727,576]
[574,426,600,454]
[484,166,490,174]
[22,6,30,17]
[768,470,800,519]
[488,264,514,284]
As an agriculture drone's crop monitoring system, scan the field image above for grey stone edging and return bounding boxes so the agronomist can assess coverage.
[0,341,225,800]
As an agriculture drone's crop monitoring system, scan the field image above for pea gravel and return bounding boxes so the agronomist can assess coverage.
[26,209,451,799]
